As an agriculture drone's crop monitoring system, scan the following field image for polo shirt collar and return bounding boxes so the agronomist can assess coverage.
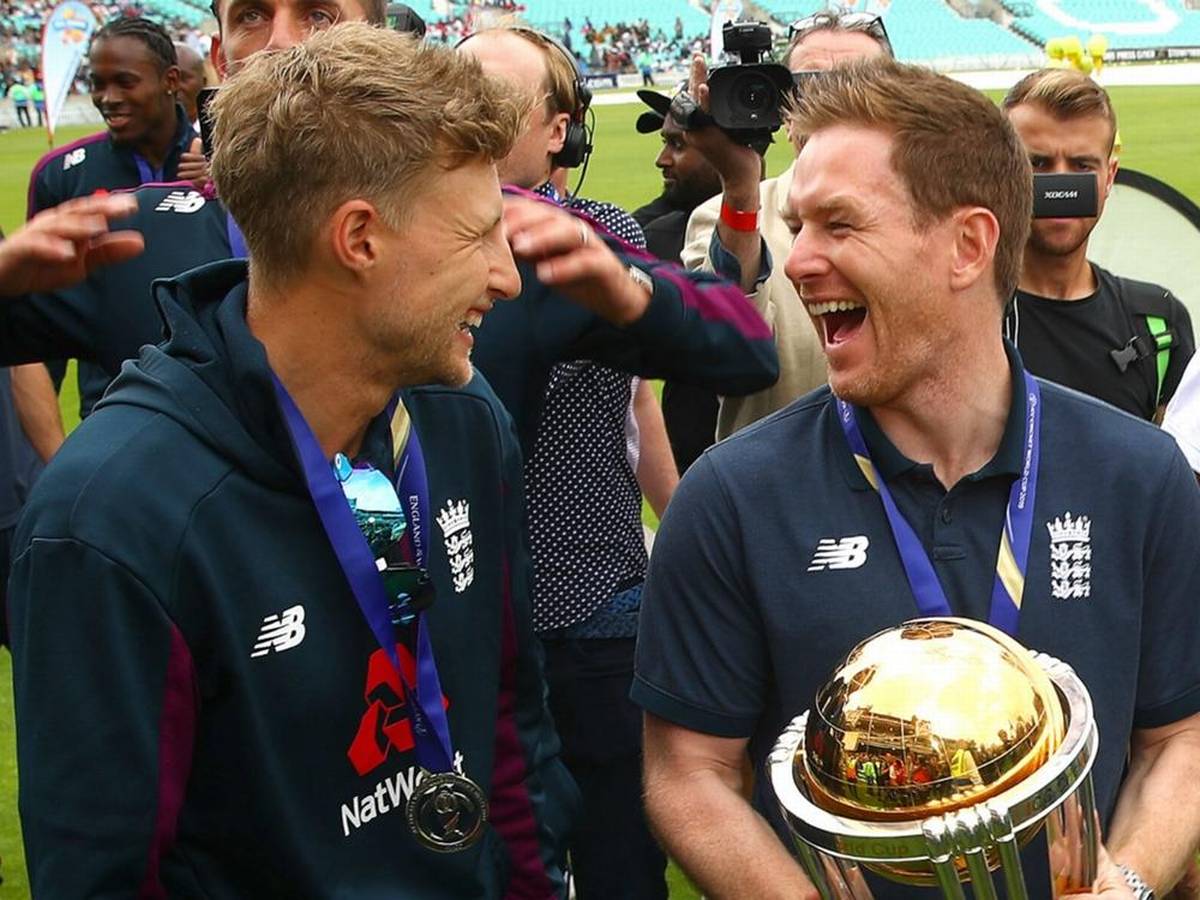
[111,103,195,169]
[835,340,1029,490]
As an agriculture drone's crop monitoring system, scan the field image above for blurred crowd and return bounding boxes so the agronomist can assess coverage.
[2,0,207,103]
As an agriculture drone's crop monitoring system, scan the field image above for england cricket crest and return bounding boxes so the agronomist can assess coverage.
[1047,512,1091,601]
[437,499,474,594]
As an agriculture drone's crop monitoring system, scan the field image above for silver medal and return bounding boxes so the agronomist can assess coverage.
[406,771,488,853]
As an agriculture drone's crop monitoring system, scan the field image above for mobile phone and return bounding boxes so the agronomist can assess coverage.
[1032,172,1099,219]
[197,86,219,159]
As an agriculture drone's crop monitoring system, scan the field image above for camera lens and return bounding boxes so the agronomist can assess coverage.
[734,74,776,113]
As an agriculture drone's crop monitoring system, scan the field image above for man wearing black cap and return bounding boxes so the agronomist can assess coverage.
[633,87,722,266]
[633,87,724,473]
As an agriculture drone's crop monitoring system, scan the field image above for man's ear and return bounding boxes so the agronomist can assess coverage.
[163,64,181,97]
[209,33,227,80]
[547,111,569,156]
[328,199,382,277]
[949,206,1000,294]
[1104,154,1119,199]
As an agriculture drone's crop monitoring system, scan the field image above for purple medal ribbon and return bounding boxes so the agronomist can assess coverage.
[132,153,164,185]
[226,214,247,259]
[835,371,1042,635]
[273,377,454,773]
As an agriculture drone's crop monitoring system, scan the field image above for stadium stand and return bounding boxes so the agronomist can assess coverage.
[1004,0,1200,49]
[883,0,1037,65]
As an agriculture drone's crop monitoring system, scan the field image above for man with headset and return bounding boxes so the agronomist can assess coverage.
[459,27,677,899]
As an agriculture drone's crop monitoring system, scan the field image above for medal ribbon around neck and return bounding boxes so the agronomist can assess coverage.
[272,376,454,773]
[226,214,247,258]
[834,371,1042,635]
[132,154,164,185]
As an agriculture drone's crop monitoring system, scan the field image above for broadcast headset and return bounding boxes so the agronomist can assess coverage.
[457,27,595,181]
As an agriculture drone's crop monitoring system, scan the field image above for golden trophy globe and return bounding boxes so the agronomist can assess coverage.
[769,618,1099,899]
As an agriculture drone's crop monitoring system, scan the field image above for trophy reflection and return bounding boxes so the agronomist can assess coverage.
[769,618,1099,899]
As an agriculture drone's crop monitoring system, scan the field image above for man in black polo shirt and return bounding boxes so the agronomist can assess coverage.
[634,58,1200,898]
[1003,68,1193,421]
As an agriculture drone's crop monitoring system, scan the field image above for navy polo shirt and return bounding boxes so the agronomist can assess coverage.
[633,344,1200,892]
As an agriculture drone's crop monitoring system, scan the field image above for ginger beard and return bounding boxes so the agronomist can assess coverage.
[809,263,946,409]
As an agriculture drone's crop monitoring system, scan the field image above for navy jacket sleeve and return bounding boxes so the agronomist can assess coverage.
[0,279,100,367]
[9,537,197,899]
[531,236,779,398]
[1133,446,1200,728]
[631,453,767,738]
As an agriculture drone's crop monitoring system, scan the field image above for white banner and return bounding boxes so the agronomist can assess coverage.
[40,0,98,141]
[710,0,744,62]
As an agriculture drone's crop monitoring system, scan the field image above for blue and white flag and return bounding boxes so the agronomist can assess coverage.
[40,1,98,141]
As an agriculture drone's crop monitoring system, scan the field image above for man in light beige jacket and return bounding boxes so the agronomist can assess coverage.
[683,11,893,438]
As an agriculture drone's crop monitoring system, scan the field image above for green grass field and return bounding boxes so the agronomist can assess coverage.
[0,81,1198,898]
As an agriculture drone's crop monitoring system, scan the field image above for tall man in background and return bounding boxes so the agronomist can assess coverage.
[459,26,740,899]
[1004,68,1193,421]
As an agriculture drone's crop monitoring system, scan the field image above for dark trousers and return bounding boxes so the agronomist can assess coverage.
[14,104,30,128]
[0,525,13,646]
[542,637,668,900]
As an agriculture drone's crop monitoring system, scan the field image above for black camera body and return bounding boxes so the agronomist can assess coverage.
[1032,172,1100,218]
[707,21,793,142]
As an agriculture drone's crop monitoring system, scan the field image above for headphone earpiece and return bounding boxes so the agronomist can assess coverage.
[456,28,593,170]
[539,32,592,169]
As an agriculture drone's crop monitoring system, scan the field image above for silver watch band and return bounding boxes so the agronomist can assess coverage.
[1118,863,1156,900]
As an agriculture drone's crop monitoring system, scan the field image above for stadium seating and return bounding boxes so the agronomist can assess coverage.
[881,0,1036,64]
[749,0,827,25]
[534,0,710,48]
[1006,0,1200,49]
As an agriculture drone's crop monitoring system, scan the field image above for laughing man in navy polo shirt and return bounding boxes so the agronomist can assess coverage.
[633,58,1200,899]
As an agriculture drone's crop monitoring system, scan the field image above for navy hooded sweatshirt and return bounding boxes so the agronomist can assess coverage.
[9,260,577,899]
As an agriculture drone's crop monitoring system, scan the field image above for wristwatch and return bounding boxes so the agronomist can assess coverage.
[1117,864,1156,900]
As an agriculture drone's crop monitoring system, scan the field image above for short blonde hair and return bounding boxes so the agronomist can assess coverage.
[1003,68,1118,153]
[209,22,527,285]
[789,57,1032,302]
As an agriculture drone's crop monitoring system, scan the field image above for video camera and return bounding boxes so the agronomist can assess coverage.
[707,21,793,148]
[1032,173,1099,218]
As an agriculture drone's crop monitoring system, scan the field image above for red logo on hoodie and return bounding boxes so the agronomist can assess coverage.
[348,644,451,777]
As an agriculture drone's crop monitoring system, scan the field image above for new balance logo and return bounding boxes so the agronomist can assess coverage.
[251,605,307,658]
[154,190,206,214]
[807,536,870,572]
[62,148,86,171]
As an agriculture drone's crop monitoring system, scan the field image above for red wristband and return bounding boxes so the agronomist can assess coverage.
[720,201,759,232]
